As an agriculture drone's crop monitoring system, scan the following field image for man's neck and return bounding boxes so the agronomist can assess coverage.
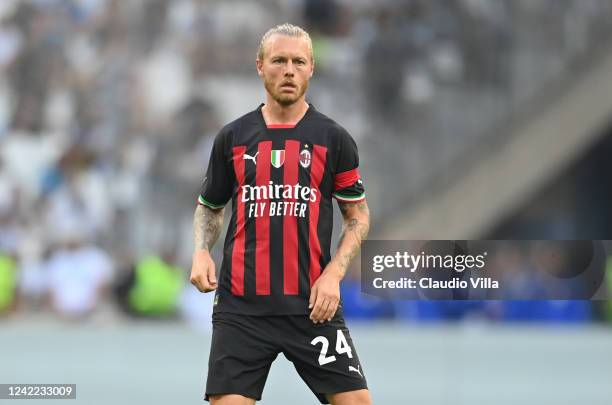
[261,98,309,126]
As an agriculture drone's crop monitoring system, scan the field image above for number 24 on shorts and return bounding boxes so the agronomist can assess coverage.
[310,330,353,366]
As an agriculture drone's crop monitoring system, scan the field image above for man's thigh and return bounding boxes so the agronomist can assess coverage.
[209,394,256,405]
[327,389,372,405]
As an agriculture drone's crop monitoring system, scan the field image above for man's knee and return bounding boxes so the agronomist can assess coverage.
[209,394,256,405]
[327,389,372,405]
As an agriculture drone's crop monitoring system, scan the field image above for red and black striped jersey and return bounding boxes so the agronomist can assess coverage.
[198,104,365,315]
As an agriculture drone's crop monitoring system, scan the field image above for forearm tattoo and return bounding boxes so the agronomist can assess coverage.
[335,201,370,274]
[193,205,224,251]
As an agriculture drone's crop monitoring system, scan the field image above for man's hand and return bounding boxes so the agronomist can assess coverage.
[309,262,342,323]
[190,250,217,292]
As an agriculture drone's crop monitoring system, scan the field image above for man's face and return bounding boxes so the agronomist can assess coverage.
[257,35,314,106]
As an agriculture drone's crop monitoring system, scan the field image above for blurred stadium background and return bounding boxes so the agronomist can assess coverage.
[1,0,612,404]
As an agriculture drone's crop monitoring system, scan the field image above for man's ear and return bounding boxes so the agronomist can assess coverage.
[256,59,263,77]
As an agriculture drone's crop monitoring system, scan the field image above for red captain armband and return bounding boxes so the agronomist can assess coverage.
[334,168,361,191]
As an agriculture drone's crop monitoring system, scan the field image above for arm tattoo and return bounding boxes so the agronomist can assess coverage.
[338,202,349,216]
[335,201,370,276]
[193,205,224,251]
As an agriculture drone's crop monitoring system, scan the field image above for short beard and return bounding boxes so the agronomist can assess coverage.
[264,76,308,106]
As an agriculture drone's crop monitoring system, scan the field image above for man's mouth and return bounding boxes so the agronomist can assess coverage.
[280,82,297,91]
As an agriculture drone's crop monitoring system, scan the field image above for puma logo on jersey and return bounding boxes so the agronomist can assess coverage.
[348,365,362,377]
[243,152,259,164]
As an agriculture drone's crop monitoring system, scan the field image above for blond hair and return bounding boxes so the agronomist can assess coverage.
[257,23,314,62]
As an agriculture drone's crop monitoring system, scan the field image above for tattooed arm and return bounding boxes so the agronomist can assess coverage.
[309,199,370,323]
[190,205,225,292]
[193,204,224,251]
[331,200,370,279]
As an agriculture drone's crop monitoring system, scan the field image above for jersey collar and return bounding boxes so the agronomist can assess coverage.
[256,103,315,130]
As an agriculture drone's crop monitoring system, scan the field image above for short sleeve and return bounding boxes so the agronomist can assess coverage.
[332,128,365,203]
[198,130,233,209]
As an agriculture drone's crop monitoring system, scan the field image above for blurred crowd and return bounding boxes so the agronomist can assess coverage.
[0,0,612,325]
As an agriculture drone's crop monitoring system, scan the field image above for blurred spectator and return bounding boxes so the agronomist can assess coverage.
[362,9,408,129]
[43,145,113,243]
[0,130,62,204]
[0,156,22,252]
[114,253,184,318]
[455,0,513,87]
[303,0,343,37]
[15,237,47,312]
[46,224,113,319]
[0,253,17,313]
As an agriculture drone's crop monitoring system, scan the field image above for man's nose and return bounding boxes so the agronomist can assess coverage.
[284,61,295,76]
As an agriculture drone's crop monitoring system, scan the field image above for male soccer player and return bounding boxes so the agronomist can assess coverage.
[190,23,371,405]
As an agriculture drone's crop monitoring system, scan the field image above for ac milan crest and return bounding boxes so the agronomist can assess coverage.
[299,149,311,168]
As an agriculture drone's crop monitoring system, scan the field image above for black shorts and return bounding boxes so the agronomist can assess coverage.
[204,311,368,404]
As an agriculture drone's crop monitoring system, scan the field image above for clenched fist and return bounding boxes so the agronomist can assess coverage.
[190,250,217,292]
